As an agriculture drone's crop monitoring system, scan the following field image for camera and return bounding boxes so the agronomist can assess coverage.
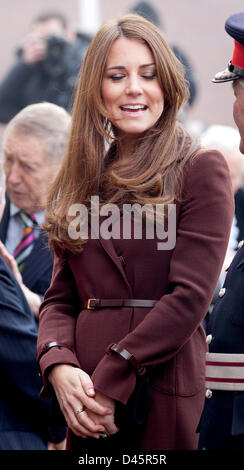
[43,35,68,77]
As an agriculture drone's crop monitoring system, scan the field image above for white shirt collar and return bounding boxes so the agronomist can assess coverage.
[10,203,46,225]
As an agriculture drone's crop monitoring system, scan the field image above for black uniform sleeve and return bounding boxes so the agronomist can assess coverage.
[0,256,66,442]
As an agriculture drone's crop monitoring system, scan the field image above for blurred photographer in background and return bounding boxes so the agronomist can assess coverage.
[0,11,91,123]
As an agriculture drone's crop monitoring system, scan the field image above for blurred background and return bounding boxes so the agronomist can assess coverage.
[0,0,243,133]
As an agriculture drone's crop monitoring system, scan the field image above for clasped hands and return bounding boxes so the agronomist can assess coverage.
[48,364,119,439]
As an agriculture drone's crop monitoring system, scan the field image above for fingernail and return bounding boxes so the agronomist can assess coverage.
[87,387,95,395]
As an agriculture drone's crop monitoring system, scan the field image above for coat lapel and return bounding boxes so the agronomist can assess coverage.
[98,237,132,296]
[89,216,132,295]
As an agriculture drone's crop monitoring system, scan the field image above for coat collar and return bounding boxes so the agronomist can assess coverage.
[98,237,132,296]
[89,216,132,295]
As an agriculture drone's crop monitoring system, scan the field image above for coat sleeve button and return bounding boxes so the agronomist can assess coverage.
[238,240,244,249]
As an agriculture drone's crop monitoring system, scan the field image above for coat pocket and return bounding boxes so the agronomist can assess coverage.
[149,358,177,395]
[149,327,206,397]
[175,327,206,397]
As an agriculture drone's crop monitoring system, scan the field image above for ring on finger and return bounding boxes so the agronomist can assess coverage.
[99,431,109,438]
[75,405,85,415]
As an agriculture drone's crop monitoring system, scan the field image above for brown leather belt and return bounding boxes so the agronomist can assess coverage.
[83,298,157,310]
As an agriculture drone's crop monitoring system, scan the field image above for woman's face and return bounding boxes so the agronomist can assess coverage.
[102,37,164,140]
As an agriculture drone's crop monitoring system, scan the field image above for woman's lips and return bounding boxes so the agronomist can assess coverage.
[119,104,148,116]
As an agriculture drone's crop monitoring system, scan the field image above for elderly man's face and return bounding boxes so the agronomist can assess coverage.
[3,129,59,214]
[233,80,244,154]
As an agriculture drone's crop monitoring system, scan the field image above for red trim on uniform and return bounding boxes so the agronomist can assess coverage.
[206,377,244,383]
[206,361,244,367]
[232,40,244,69]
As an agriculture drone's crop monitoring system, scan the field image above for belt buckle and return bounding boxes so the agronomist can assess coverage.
[87,298,96,310]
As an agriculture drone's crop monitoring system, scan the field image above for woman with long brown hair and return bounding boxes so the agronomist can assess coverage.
[37,14,233,450]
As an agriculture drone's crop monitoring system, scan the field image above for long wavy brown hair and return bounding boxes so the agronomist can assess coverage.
[44,14,200,255]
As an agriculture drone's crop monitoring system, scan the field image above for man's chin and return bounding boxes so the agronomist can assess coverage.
[9,193,25,207]
[8,193,30,212]
[8,191,43,213]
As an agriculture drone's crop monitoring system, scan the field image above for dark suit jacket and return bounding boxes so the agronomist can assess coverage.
[235,187,244,243]
[0,255,65,449]
[198,242,244,450]
[0,195,53,297]
[37,151,234,450]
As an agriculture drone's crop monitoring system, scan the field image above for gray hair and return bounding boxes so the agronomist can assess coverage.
[201,124,244,183]
[4,102,71,160]
[201,124,241,152]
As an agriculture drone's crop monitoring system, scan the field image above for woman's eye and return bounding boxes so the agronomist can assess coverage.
[142,73,156,80]
[109,75,125,81]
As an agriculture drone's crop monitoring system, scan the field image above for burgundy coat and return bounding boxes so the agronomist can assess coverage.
[37,150,234,450]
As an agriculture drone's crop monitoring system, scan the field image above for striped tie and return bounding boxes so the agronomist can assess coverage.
[13,211,37,272]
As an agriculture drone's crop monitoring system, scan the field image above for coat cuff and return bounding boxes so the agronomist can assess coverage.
[91,344,138,405]
[39,346,80,398]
